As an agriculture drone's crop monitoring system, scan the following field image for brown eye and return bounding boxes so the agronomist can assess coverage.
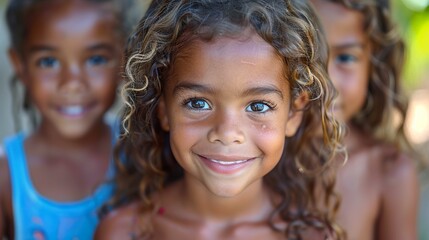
[246,102,272,113]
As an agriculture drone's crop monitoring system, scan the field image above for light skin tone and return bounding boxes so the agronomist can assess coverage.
[95,32,309,240]
[0,0,124,237]
[310,1,419,240]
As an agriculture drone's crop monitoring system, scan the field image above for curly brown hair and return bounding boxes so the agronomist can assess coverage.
[110,0,345,238]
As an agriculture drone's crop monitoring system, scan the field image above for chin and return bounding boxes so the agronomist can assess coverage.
[212,190,240,198]
[205,182,251,198]
[56,125,94,140]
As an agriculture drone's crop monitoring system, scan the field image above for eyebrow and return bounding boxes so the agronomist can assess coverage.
[28,43,115,54]
[332,42,366,51]
[87,43,116,51]
[173,82,284,99]
[173,82,216,95]
[242,85,284,100]
[28,45,56,53]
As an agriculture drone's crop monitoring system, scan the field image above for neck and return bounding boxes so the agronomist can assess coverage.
[175,176,273,223]
[344,123,373,154]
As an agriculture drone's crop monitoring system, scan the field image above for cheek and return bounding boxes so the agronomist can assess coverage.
[338,70,369,121]
[335,68,368,99]
[168,123,204,170]
[92,79,117,95]
[169,121,202,149]
[27,76,57,99]
[252,122,286,159]
[25,67,58,87]
[89,72,119,96]
[88,66,120,82]
[348,69,369,102]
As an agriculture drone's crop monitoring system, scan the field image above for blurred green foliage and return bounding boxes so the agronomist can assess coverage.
[393,0,429,91]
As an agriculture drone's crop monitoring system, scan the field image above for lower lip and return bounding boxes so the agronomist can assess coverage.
[199,156,254,175]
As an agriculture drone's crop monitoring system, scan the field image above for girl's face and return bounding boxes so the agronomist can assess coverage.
[311,0,371,123]
[158,33,305,197]
[9,0,123,138]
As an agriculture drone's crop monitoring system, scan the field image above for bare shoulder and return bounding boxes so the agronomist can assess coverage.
[372,143,419,239]
[371,142,419,204]
[95,201,146,240]
[376,144,418,185]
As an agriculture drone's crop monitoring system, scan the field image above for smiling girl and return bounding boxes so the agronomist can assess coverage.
[96,0,345,239]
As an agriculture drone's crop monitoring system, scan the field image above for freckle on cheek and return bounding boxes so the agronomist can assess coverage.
[256,124,270,131]
[253,123,273,132]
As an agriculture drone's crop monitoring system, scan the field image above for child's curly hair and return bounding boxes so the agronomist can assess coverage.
[110,0,345,238]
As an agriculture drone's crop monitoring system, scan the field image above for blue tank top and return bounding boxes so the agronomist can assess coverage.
[3,133,115,240]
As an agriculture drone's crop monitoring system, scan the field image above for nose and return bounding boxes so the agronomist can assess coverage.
[207,110,245,145]
[59,62,87,93]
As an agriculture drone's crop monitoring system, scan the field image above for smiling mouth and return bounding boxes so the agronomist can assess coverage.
[198,154,255,175]
[209,159,249,165]
[61,105,84,115]
[57,104,94,117]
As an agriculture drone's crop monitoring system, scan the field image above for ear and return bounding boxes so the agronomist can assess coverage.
[8,48,27,85]
[157,94,170,131]
[285,92,309,137]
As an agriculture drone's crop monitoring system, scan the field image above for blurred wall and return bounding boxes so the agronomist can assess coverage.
[0,1,14,140]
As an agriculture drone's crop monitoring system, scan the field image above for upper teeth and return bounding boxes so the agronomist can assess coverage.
[210,159,248,165]
[63,106,84,115]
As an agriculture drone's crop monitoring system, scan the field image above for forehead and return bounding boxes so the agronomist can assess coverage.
[171,32,284,76]
[168,32,289,96]
[312,0,366,45]
[180,35,277,61]
[23,0,120,46]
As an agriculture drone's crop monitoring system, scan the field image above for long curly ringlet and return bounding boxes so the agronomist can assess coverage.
[111,0,345,238]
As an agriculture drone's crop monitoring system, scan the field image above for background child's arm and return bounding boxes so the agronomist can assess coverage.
[377,153,419,240]
[0,154,11,238]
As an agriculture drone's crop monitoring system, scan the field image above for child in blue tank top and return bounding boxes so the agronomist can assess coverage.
[0,0,132,239]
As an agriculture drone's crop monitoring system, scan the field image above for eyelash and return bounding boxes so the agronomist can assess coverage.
[246,100,277,113]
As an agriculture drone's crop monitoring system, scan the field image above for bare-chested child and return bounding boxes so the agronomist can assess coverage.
[94,0,347,239]
[310,0,419,239]
[0,0,129,238]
